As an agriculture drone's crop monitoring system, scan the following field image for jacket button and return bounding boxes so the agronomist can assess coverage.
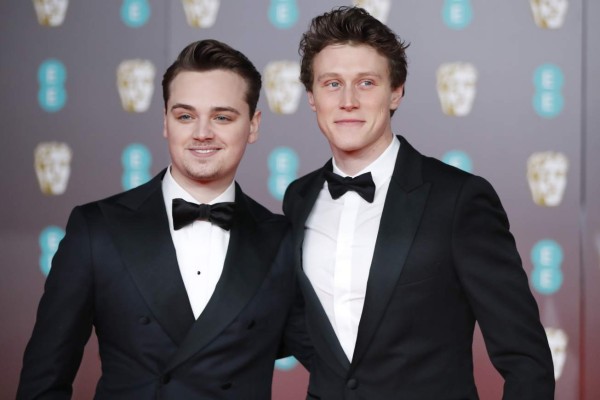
[161,374,171,384]
[221,382,232,390]
[346,378,358,390]
[138,316,150,325]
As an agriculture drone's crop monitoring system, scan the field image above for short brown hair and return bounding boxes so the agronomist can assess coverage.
[299,6,409,94]
[162,39,262,117]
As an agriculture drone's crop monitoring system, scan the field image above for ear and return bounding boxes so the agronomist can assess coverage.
[162,110,168,138]
[390,84,404,111]
[307,91,317,112]
[248,110,261,144]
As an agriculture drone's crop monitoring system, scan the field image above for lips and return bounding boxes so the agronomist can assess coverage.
[188,147,220,156]
[334,119,365,125]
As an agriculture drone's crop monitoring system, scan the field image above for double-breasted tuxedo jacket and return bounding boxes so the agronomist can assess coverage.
[18,170,308,400]
[283,136,554,400]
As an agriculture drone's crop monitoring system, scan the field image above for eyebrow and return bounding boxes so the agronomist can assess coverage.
[316,71,383,82]
[170,103,241,115]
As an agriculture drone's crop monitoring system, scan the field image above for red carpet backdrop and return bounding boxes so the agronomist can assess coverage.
[1,1,599,399]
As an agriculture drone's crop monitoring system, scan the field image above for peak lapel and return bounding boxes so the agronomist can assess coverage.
[166,185,285,371]
[351,137,431,368]
[290,163,351,373]
[100,171,194,346]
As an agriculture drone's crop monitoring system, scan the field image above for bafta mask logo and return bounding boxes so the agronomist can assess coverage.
[33,0,69,27]
[530,0,569,29]
[181,0,220,28]
[545,327,568,380]
[116,59,155,113]
[353,0,391,23]
[436,62,477,117]
[264,61,302,115]
[34,142,72,196]
[527,151,568,207]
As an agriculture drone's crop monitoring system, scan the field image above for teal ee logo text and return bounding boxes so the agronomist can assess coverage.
[38,59,67,112]
[442,0,473,30]
[39,225,65,276]
[531,239,564,295]
[533,64,564,118]
[122,143,152,190]
[268,147,299,200]
[121,0,151,28]
[442,150,473,173]
[268,0,298,29]
[275,356,298,371]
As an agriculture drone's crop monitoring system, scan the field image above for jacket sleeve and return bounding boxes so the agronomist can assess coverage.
[17,206,94,400]
[451,175,555,399]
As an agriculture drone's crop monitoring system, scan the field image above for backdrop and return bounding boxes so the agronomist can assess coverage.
[1,1,598,399]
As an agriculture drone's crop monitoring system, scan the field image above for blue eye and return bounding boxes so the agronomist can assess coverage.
[177,114,192,121]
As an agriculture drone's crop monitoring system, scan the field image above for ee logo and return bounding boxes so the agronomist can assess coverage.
[38,59,67,113]
[268,147,299,201]
[39,225,65,276]
[531,239,564,295]
[122,143,152,190]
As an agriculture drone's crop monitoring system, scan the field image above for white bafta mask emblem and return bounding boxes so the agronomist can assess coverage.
[117,59,155,113]
[545,327,568,380]
[34,142,72,195]
[181,0,220,28]
[33,0,69,27]
[436,62,478,117]
[264,61,302,115]
[530,0,569,29]
[527,151,568,207]
[352,0,391,23]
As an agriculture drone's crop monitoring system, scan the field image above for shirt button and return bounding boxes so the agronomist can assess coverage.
[346,378,358,390]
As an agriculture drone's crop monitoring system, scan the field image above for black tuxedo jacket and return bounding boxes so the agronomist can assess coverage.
[283,136,554,400]
[18,169,309,400]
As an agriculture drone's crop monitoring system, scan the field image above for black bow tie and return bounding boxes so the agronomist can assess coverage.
[323,170,376,203]
[172,198,235,231]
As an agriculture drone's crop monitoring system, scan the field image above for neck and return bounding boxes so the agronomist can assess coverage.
[332,133,394,176]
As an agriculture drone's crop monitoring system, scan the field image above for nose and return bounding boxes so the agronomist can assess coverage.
[192,119,214,140]
[340,86,359,111]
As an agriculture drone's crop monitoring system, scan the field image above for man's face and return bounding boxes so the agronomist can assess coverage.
[163,70,260,192]
[307,44,403,165]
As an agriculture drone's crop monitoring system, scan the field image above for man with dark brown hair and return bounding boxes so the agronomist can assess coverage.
[18,39,309,400]
[284,6,554,399]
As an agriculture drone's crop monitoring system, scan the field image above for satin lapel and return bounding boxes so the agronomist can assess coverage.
[100,171,194,346]
[351,136,431,368]
[292,163,351,372]
[166,184,284,371]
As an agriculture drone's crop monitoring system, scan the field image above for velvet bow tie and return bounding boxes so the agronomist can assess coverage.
[323,170,376,203]
[172,198,235,231]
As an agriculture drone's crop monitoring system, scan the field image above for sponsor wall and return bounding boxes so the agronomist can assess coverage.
[0,0,598,399]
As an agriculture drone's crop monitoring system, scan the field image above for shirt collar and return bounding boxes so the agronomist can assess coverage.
[331,135,400,188]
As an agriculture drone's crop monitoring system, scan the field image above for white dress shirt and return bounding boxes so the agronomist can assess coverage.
[162,167,234,319]
[303,136,400,361]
